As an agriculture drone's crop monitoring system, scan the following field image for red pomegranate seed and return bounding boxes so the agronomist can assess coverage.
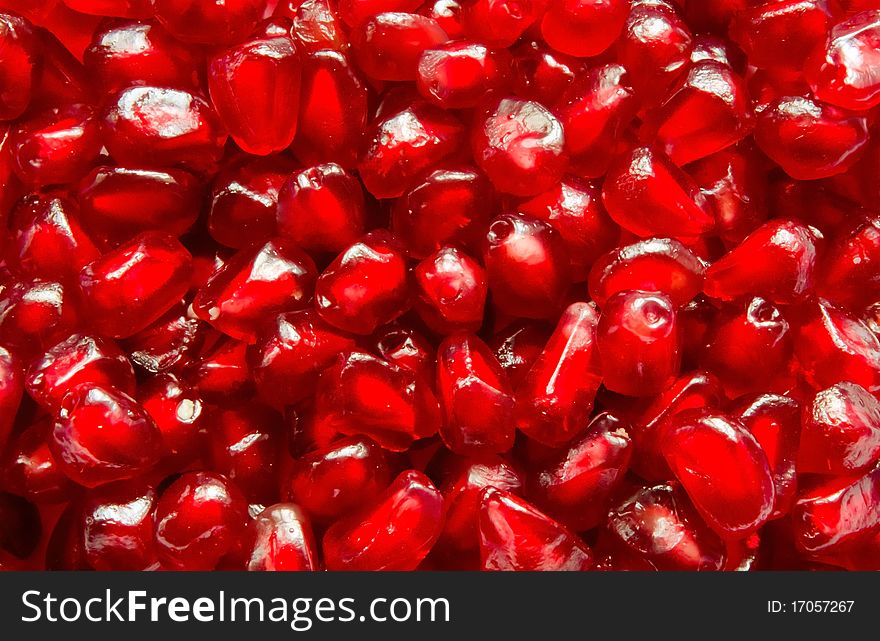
[286,0,349,51]
[26,333,136,411]
[102,86,227,172]
[528,412,632,532]
[392,165,493,259]
[0,346,23,449]
[800,381,880,475]
[154,471,249,570]
[703,219,819,304]
[314,351,440,451]
[754,96,869,180]
[208,25,302,155]
[63,0,152,18]
[484,213,571,319]
[807,10,880,111]
[602,146,715,238]
[0,279,80,358]
[83,20,200,93]
[81,480,158,570]
[662,409,776,537]
[351,12,447,82]
[50,384,163,488]
[516,302,602,446]
[540,0,627,58]
[416,41,510,109]
[292,49,369,169]
[414,246,487,334]
[249,309,356,409]
[439,456,523,555]
[490,321,552,389]
[9,103,102,187]
[372,323,437,384]
[286,436,391,523]
[323,469,444,570]
[730,0,831,73]
[816,215,880,310]
[3,418,75,503]
[734,394,801,519]
[471,97,568,197]
[589,238,706,308]
[248,503,318,571]
[479,488,593,571]
[0,13,38,121]
[152,0,265,45]
[79,232,193,339]
[79,166,202,248]
[10,191,100,284]
[137,373,203,465]
[122,302,203,374]
[460,0,547,48]
[605,482,726,571]
[554,63,637,179]
[314,231,410,335]
[436,333,515,455]
[597,290,681,397]
[193,238,317,343]
[276,163,367,254]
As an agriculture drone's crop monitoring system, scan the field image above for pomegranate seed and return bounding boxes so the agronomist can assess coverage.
[417,41,510,109]
[0,13,38,121]
[359,100,464,199]
[0,346,23,449]
[152,0,265,45]
[392,165,493,259]
[528,412,632,532]
[286,0,348,52]
[187,334,253,400]
[79,166,203,248]
[516,302,602,446]
[730,0,831,73]
[754,96,869,180]
[793,465,880,554]
[81,480,158,570]
[51,384,163,488]
[795,299,880,393]
[490,320,552,388]
[605,482,726,571]
[102,86,227,173]
[460,0,547,47]
[734,394,801,520]
[338,0,423,27]
[510,40,582,104]
[554,63,637,179]
[315,351,440,451]
[352,12,447,82]
[540,0,628,58]
[807,10,880,111]
[154,471,249,570]
[479,488,593,571]
[314,231,410,335]
[10,191,99,284]
[276,163,367,254]
[436,333,515,455]
[138,373,203,465]
[26,333,136,411]
[10,103,102,187]
[0,279,80,358]
[703,219,819,304]
[816,215,880,311]
[414,246,487,334]
[471,97,568,197]
[79,232,193,339]
[83,20,200,93]
[372,323,437,383]
[484,214,571,319]
[662,409,776,537]
[323,470,443,570]
[589,238,706,308]
[63,0,152,17]
[617,0,694,109]
[597,290,681,397]
[293,49,369,169]
[3,418,75,503]
[602,146,715,238]
[700,297,794,396]
[286,436,391,523]
[193,238,317,343]
[439,456,523,555]
[249,309,356,409]
[517,176,618,282]
[208,26,302,155]
[122,303,203,374]
[800,381,880,475]
[248,503,318,571]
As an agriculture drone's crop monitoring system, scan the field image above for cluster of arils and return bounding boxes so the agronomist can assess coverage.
[0,0,879,572]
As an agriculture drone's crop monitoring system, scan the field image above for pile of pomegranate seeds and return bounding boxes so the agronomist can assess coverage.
[1,0,880,573]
